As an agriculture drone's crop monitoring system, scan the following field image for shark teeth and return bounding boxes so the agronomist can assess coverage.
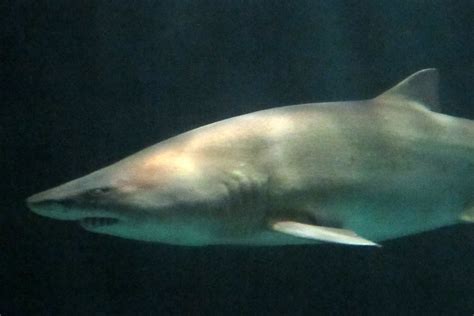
[80,217,119,228]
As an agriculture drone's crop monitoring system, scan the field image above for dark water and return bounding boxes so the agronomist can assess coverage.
[2,1,473,315]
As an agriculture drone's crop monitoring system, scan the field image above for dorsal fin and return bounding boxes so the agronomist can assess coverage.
[375,68,440,112]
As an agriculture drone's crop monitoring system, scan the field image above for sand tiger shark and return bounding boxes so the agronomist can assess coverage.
[26,69,474,246]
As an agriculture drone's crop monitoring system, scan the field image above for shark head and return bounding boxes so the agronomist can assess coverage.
[26,147,230,245]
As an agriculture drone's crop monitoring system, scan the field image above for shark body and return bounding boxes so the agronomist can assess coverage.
[26,69,474,246]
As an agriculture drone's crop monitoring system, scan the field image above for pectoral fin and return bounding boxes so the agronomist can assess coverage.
[271,221,380,247]
[460,205,474,223]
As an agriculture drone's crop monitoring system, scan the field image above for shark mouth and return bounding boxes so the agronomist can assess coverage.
[79,217,120,228]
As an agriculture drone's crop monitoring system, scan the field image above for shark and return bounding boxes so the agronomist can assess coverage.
[26,69,474,247]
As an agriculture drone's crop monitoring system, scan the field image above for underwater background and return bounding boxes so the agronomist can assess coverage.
[2,1,474,315]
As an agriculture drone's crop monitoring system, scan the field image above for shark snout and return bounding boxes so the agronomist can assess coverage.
[26,190,57,211]
[26,191,54,205]
[26,192,75,220]
[26,185,122,224]
[27,182,75,205]
[26,186,70,208]
[26,178,87,219]
[26,197,59,209]
[26,180,93,220]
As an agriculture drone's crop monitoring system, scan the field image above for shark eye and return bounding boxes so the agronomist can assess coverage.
[89,187,113,196]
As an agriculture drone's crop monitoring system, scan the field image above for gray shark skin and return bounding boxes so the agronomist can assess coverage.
[26,69,474,246]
